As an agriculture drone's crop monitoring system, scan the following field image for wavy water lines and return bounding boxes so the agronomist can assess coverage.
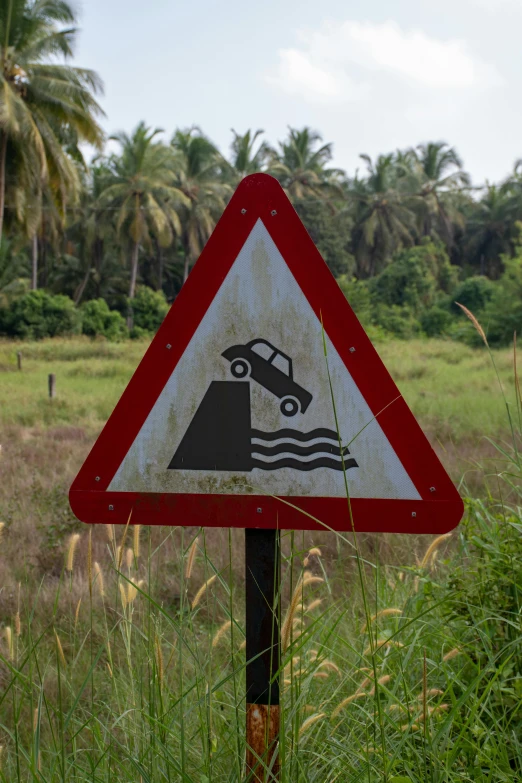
[251,428,358,472]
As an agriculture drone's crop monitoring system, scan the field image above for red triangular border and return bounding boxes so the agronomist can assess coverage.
[70,174,463,533]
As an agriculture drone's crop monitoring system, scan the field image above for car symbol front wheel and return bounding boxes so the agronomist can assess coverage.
[280,397,299,417]
[230,359,251,378]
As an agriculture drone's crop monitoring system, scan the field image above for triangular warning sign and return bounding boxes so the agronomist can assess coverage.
[70,174,463,533]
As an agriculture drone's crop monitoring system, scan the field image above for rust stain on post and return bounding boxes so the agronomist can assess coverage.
[246,703,280,781]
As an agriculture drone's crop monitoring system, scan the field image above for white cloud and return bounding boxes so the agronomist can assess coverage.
[267,20,501,103]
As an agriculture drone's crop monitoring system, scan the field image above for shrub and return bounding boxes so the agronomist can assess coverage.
[128,286,169,334]
[81,299,128,341]
[0,290,80,339]
[478,256,522,345]
[368,241,458,316]
[372,303,420,338]
[420,305,453,337]
[450,276,495,315]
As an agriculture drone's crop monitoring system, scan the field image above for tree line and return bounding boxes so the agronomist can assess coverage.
[2,0,522,338]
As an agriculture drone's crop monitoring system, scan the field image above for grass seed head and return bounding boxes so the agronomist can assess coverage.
[54,630,66,668]
[0,522,4,543]
[74,599,81,626]
[331,691,366,718]
[298,713,326,736]
[133,525,141,559]
[430,703,450,715]
[185,535,199,579]
[443,647,461,662]
[361,607,402,632]
[212,619,232,648]
[4,627,13,661]
[317,660,340,676]
[419,688,444,699]
[65,533,80,572]
[127,580,139,603]
[14,612,21,637]
[455,302,489,346]
[119,583,127,609]
[306,599,323,613]
[117,512,132,569]
[421,533,452,569]
[94,562,104,597]
[303,547,322,566]
[105,524,114,543]
[125,547,134,571]
[191,573,217,609]
[302,574,324,588]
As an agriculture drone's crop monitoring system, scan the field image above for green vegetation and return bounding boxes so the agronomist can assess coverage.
[2,0,522,346]
[0,338,521,781]
[1,2,521,780]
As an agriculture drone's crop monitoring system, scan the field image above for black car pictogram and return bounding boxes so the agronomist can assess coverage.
[222,339,313,417]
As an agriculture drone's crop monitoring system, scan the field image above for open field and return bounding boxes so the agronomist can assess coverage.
[0,337,521,781]
[0,335,517,493]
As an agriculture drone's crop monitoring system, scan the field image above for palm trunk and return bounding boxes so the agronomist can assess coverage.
[158,246,163,290]
[0,132,7,243]
[74,265,91,305]
[31,234,38,290]
[127,240,140,329]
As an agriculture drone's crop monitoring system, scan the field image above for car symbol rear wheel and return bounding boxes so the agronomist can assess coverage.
[230,359,251,378]
[280,397,299,417]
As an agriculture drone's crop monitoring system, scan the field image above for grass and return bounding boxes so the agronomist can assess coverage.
[0,334,521,781]
[0,336,516,495]
[0,337,515,442]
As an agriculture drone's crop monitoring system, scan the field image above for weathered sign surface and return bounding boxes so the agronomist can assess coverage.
[69,174,463,533]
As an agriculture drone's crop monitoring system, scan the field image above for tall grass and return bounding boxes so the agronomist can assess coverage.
[1,503,520,781]
[0,332,521,780]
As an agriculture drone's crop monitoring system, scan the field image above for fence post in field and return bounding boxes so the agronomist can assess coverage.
[17,352,22,371]
[48,374,56,399]
[245,528,281,781]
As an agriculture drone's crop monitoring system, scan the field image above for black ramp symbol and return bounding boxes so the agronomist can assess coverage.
[169,337,357,473]
[169,382,253,471]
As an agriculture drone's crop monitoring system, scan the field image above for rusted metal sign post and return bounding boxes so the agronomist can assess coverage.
[70,173,463,778]
[245,529,280,780]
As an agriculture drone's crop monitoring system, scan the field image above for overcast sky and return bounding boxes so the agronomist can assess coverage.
[75,0,522,185]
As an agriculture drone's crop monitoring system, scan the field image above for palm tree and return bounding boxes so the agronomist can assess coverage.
[171,127,231,281]
[267,127,343,200]
[229,129,271,182]
[350,154,417,276]
[465,183,518,277]
[412,142,470,246]
[0,0,104,245]
[97,123,189,307]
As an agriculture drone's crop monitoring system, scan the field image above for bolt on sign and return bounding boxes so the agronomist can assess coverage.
[70,173,463,534]
[70,173,463,781]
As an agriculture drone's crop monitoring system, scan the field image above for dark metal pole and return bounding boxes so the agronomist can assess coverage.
[245,528,281,781]
[48,373,56,399]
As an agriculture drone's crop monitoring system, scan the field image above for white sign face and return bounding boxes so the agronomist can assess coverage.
[109,220,420,500]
